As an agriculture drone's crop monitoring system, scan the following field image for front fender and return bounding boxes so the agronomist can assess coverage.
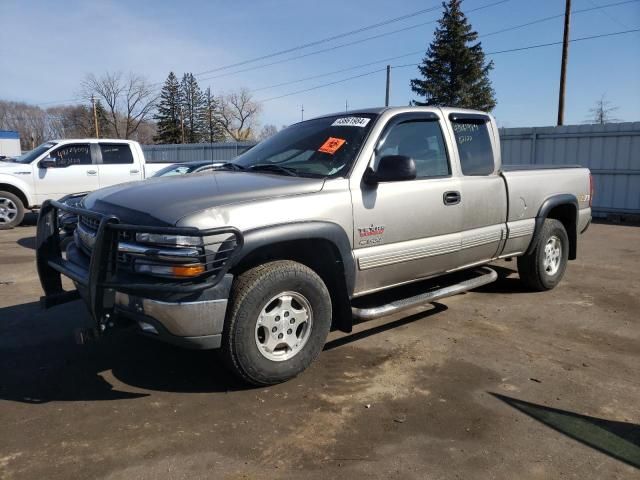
[231,221,356,295]
[0,173,35,207]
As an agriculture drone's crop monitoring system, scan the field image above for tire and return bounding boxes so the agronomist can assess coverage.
[0,191,25,230]
[222,260,332,386]
[517,218,569,291]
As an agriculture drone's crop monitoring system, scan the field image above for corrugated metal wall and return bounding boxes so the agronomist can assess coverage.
[142,142,256,163]
[500,122,640,218]
[142,122,640,218]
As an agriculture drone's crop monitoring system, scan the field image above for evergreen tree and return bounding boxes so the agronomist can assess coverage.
[91,100,111,137]
[154,72,182,144]
[410,0,496,111]
[203,87,226,143]
[180,73,206,143]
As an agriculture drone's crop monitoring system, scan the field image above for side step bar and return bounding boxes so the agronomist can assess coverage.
[351,267,498,321]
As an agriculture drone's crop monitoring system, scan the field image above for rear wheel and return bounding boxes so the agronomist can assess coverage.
[517,218,569,291]
[222,261,332,385]
[0,191,25,230]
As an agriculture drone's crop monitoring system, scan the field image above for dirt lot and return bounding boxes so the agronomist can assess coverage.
[0,218,638,479]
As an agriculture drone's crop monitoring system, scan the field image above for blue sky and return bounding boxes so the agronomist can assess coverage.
[1,0,639,128]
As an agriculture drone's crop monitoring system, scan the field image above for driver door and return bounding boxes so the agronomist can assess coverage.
[350,112,463,295]
[34,143,99,203]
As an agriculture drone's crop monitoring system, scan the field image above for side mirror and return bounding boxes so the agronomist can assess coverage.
[38,156,58,169]
[364,155,416,184]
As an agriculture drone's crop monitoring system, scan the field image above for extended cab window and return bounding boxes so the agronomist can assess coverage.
[452,119,494,175]
[50,144,91,167]
[100,144,134,164]
[377,120,449,178]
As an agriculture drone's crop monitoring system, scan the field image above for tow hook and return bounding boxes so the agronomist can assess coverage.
[74,314,117,345]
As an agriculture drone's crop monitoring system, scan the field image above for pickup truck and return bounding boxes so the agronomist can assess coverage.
[0,139,170,229]
[36,107,593,385]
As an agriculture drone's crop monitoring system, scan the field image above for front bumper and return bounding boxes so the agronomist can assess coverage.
[36,199,242,349]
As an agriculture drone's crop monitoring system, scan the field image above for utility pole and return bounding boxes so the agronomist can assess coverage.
[91,94,100,138]
[301,105,304,121]
[345,99,349,112]
[557,0,571,126]
[180,106,185,144]
[385,65,391,107]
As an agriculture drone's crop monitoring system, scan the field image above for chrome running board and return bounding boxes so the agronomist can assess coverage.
[351,267,497,321]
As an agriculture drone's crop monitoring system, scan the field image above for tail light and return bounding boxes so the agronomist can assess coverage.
[589,173,594,208]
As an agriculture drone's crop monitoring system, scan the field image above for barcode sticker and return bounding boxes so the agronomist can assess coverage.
[331,117,371,128]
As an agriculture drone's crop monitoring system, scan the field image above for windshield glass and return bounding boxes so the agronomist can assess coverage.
[12,142,57,164]
[234,114,377,178]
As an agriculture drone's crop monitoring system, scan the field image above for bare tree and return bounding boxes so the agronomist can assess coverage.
[81,72,157,138]
[258,124,278,140]
[586,94,621,124]
[218,89,261,141]
[0,100,49,149]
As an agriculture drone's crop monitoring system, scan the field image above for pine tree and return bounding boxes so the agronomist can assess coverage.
[180,73,206,143]
[91,100,111,137]
[153,72,182,144]
[410,0,496,111]
[203,87,226,143]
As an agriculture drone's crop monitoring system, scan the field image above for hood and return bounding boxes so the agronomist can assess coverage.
[0,161,25,171]
[83,171,325,226]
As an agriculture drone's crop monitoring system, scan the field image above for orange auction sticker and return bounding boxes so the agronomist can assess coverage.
[318,137,346,155]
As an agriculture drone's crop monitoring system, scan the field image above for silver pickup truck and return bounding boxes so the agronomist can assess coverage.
[36,106,592,385]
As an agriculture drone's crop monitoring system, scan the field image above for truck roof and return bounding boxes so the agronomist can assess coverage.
[50,138,139,144]
[312,105,489,121]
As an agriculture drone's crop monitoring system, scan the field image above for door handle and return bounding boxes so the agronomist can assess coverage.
[443,191,461,206]
[130,169,140,174]
[87,170,97,176]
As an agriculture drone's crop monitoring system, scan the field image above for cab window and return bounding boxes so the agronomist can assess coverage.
[452,119,494,175]
[376,120,450,178]
[50,144,91,167]
[100,143,134,164]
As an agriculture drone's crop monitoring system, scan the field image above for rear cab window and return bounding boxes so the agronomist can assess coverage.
[100,143,134,164]
[450,116,495,175]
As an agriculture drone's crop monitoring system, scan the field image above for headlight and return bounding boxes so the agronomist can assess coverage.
[135,232,203,246]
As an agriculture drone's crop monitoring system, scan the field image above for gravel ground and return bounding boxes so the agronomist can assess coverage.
[0,219,638,479]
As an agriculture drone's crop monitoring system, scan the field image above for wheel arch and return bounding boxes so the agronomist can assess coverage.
[526,194,578,260]
[0,183,31,210]
[229,222,355,333]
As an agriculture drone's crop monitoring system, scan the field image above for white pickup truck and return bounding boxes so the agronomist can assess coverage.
[0,139,170,229]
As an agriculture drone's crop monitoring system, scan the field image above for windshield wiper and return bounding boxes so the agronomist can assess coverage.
[212,162,246,171]
[247,164,299,176]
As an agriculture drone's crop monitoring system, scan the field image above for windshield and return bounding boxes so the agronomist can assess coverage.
[234,114,377,178]
[12,142,57,164]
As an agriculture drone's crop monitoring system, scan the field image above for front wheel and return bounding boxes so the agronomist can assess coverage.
[0,191,25,230]
[517,218,569,291]
[222,261,332,386]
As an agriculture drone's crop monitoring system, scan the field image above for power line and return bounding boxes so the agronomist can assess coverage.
[35,0,639,107]
[259,28,640,103]
[194,0,511,84]
[190,3,446,78]
[482,0,638,37]
[250,0,637,95]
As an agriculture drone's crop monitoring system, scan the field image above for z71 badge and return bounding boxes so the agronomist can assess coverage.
[358,224,385,246]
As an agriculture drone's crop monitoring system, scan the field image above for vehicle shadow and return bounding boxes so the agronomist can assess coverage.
[473,264,534,294]
[0,300,250,404]
[325,302,448,351]
[491,392,640,469]
[0,298,450,404]
[17,235,36,250]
